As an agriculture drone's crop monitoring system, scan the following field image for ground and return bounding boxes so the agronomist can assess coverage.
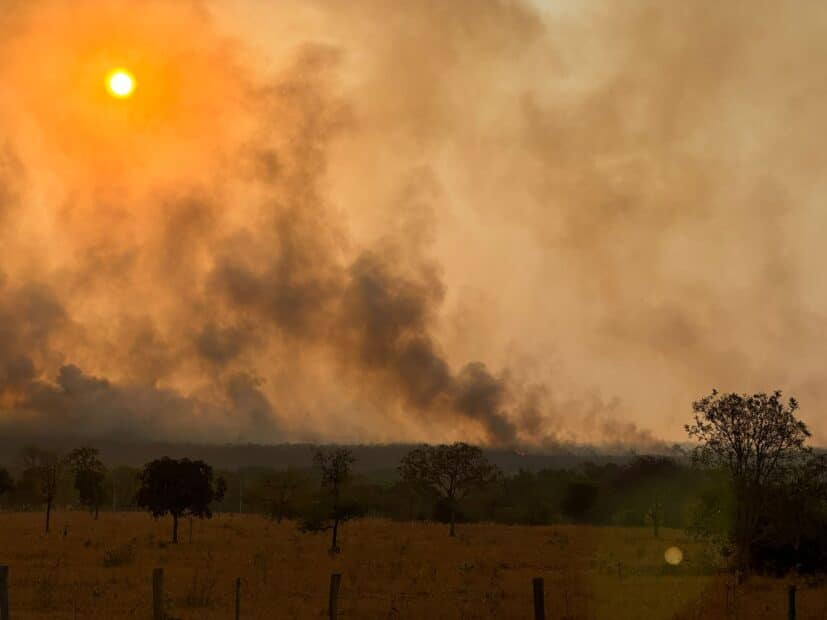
[0,511,822,618]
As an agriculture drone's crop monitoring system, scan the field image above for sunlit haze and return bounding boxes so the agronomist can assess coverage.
[0,0,825,449]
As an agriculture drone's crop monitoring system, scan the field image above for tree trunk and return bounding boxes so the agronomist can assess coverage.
[94,504,99,520]
[331,518,339,552]
[172,513,179,544]
[45,497,53,533]
[449,506,456,537]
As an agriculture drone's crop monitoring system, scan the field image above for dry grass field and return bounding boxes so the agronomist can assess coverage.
[0,511,825,619]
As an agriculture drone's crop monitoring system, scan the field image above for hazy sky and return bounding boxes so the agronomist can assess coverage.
[0,0,825,448]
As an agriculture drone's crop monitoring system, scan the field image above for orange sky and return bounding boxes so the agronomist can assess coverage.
[1,0,826,448]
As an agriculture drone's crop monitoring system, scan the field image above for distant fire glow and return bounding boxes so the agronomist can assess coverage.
[107,69,135,98]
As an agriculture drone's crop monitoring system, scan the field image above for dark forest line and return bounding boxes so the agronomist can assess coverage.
[3,389,827,575]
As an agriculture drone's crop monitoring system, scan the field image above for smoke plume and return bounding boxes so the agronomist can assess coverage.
[0,0,824,448]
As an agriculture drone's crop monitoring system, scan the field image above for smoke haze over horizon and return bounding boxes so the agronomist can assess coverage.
[0,0,825,449]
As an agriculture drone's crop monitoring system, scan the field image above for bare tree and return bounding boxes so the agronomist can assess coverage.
[251,469,304,523]
[400,443,499,537]
[685,389,810,571]
[20,446,62,534]
[301,448,356,553]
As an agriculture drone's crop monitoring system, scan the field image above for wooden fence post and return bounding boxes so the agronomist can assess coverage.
[328,573,342,620]
[0,565,9,620]
[152,568,164,620]
[788,584,797,620]
[235,577,241,620]
[533,577,545,620]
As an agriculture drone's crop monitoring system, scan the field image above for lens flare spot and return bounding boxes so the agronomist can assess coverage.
[107,69,135,98]
[664,546,683,566]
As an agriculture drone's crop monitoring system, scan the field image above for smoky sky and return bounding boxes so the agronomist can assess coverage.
[0,0,825,448]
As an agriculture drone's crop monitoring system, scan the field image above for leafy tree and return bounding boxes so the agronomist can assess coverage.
[685,389,810,571]
[66,447,107,519]
[300,448,357,553]
[136,458,226,543]
[400,443,499,537]
[20,446,62,533]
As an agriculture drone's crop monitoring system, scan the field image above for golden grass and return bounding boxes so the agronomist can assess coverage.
[0,511,824,618]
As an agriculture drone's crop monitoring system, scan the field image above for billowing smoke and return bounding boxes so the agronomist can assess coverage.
[0,0,824,448]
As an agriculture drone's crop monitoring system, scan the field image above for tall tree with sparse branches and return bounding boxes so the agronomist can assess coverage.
[300,448,357,553]
[19,446,63,534]
[685,389,810,571]
[400,442,499,537]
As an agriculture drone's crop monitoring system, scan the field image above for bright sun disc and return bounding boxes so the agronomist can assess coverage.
[107,69,135,98]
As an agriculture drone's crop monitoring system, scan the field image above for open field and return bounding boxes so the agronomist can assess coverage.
[0,512,824,619]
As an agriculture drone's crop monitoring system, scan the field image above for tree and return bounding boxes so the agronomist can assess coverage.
[66,447,107,519]
[250,469,305,523]
[136,458,226,543]
[400,443,499,537]
[0,467,12,501]
[685,389,810,571]
[20,446,62,533]
[300,448,357,553]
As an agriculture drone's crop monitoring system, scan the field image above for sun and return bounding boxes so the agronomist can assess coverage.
[106,69,136,99]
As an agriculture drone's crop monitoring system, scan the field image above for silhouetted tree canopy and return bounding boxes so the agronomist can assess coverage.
[136,457,225,543]
[400,442,499,536]
[685,389,811,571]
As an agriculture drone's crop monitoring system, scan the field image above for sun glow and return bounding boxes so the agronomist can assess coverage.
[107,69,135,98]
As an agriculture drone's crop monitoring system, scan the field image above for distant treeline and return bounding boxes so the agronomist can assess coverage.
[0,448,717,532]
[3,389,827,576]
